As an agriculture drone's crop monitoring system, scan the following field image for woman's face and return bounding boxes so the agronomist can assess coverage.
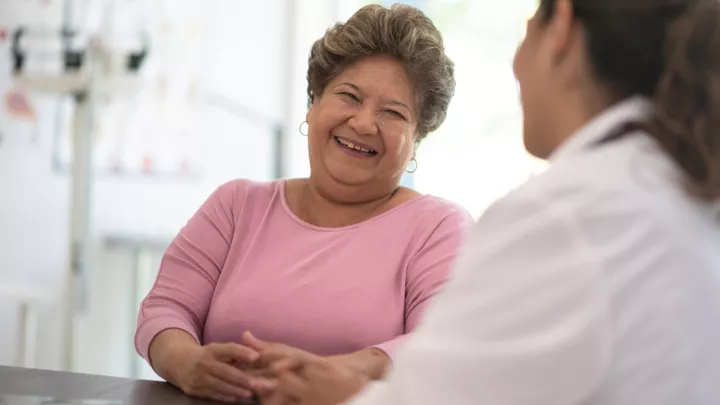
[306,54,418,202]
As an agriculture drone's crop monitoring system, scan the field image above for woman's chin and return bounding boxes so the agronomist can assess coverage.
[326,170,374,187]
[321,160,374,183]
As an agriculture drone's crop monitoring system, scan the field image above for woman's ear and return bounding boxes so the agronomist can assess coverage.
[306,102,316,123]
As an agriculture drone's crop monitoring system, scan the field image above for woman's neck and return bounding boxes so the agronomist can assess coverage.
[546,87,620,157]
[286,178,400,228]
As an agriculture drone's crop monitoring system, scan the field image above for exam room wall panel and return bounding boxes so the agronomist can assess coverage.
[0,0,286,377]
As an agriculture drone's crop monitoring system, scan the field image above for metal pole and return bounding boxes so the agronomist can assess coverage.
[63,82,94,372]
[129,247,153,378]
[61,0,82,372]
[277,0,297,179]
[15,300,39,368]
[272,124,284,179]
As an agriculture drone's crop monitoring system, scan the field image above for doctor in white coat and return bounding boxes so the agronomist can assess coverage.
[245,0,720,404]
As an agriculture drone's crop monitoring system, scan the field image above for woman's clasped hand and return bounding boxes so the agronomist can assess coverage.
[169,341,260,402]
[170,332,366,405]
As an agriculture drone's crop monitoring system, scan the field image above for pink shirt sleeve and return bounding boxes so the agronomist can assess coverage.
[134,180,239,362]
[373,208,474,358]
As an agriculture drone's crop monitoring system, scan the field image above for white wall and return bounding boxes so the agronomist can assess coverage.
[0,0,290,377]
[0,94,70,369]
[284,0,339,178]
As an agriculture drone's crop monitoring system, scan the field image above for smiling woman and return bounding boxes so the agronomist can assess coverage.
[303,54,420,206]
[134,4,472,404]
[300,3,455,207]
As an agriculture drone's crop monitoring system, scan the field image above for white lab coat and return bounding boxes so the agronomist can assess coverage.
[348,97,720,405]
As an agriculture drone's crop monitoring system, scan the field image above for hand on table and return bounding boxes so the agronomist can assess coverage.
[243,332,368,405]
[173,342,260,403]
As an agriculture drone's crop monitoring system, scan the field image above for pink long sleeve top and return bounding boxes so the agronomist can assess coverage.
[135,179,473,363]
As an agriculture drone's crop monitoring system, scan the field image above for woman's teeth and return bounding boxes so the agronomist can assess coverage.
[335,136,377,155]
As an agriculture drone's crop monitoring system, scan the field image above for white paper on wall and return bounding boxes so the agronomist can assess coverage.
[49,0,210,176]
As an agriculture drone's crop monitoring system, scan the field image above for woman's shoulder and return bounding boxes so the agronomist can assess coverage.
[409,194,471,218]
[386,191,474,231]
[375,193,474,261]
[210,178,282,208]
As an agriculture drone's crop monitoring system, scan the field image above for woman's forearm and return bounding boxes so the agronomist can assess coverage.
[328,348,391,380]
[148,328,203,385]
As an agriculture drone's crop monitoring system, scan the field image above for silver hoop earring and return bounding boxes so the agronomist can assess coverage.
[299,121,309,136]
[406,157,418,174]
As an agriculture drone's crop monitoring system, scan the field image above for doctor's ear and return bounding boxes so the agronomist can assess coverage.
[546,0,581,61]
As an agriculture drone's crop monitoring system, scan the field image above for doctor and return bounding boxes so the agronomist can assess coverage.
[246,0,720,404]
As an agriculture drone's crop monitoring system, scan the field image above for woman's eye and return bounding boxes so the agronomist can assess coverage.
[386,110,406,120]
[340,92,360,101]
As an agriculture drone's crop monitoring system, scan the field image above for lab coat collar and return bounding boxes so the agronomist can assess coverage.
[549,96,654,163]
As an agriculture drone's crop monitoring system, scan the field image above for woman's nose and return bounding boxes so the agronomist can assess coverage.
[348,107,379,136]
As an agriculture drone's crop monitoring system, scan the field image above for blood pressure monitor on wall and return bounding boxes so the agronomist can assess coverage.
[10,25,148,94]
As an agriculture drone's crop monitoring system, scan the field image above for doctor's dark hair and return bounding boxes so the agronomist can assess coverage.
[306,4,455,141]
[540,0,720,200]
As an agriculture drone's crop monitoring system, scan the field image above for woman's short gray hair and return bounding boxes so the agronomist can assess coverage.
[307,4,455,141]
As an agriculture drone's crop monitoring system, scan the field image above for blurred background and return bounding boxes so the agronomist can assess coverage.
[0,0,541,380]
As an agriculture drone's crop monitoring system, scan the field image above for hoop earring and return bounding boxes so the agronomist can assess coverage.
[299,121,309,136]
[406,157,418,174]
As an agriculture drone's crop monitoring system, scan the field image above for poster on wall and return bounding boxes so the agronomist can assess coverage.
[0,85,39,147]
[52,0,209,177]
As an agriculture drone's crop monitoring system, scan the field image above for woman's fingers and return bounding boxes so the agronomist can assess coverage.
[204,373,254,400]
[242,331,268,351]
[249,376,278,395]
[207,360,255,389]
[271,356,303,373]
[268,346,322,370]
[208,342,260,365]
[276,370,311,399]
[245,366,275,378]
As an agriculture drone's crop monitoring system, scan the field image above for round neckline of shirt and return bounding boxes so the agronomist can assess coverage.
[278,178,431,232]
